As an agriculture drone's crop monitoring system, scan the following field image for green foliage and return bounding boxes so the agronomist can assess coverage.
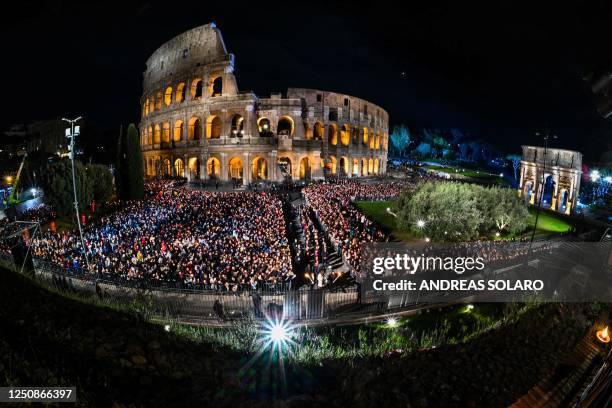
[116,124,144,200]
[86,164,114,203]
[40,159,92,216]
[396,182,529,240]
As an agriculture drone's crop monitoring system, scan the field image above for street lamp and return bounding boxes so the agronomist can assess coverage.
[63,116,90,271]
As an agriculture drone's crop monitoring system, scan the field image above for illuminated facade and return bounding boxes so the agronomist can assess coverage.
[139,24,388,184]
[518,145,582,214]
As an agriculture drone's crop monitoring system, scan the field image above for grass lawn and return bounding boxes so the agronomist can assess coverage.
[421,164,509,186]
[527,207,573,233]
[354,200,417,242]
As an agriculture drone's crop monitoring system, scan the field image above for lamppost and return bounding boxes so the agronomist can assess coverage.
[63,117,90,271]
[529,131,557,247]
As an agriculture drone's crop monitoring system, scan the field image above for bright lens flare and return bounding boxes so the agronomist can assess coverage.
[270,323,289,343]
[387,317,398,327]
[416,219,426,228]
[260,317,296,352]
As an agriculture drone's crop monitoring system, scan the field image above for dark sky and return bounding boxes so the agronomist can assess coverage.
[1,0,611,162]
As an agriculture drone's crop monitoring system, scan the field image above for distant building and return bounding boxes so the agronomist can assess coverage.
[518,145,582,214]
[139,23,389,184]
[2,118,69,156]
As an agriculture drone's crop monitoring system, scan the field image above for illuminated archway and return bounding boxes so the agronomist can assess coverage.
[163,159,171,176]
[303,122,313,139]
[340,124,350,146]
[230,114,244,137]
[299,157,311,180]
[147,126,153,145]
[277,116,294,136]
[375,132,381,149]
[155,91,162,110]
[154,124,161,144]
[328,124,338,146]
[162,122,170,143]
[191,78,203,99]
[188,117,202,140]
[175,83,186,103]
[258,117,271,136]
[314,121,324,140]
[361,158,368,176]
[362,127,369,144]
[206,115,221,139]
[252,157,268,181]
[188,157,200,179]
[173,120,183,142]
[174,158,185,178]
[164,87,173,106]
[211,76,222,97]
[352,158,359,176]
[207,157,221,179]
[328,156,337,174]
[368,158,374,174]
[339,157,349,176]
[144,98,150,116]
[278,157,292,178]
[374,158,380,174]
[228,157,243,181]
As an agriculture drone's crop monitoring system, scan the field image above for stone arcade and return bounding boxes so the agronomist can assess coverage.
[139,23,389,185]
[518,145,582,214]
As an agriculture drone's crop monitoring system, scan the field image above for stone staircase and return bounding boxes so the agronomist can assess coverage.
[510,333,602,408]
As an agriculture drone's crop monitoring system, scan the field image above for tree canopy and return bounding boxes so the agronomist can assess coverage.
[40,159,92,216]
[396,182,529,241]
[86,164,114,203]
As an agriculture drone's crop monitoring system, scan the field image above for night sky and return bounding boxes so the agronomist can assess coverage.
[1,0,611,162]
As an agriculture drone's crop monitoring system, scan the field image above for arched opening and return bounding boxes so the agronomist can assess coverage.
[211,76,222,97]
[188,117,202,140]
[328,109,338,121]
[228,157,243,182]
[163,159,171,176]
[303,122,313,139]
[188,157,200,179]
[144,98,150,116]
[314,122,324,140]
[206,116,221,139]
[361,158,368,176]
[154,124,161,144]
[299,157,311,180]
[363,127,369,145]
[524,181,533,201]
[368,158,374,174]
[155,91,162,110]
[559,189,569,211]
[162,122,170,143]
[352,127,359,144]
[147,158,154,176]
[374,158,380,174]
[327,156,337,174]
[328,124,338,146]
[191,78,203,99]
[147,126,153,145]
[340,124,350,146]
[542,174,555,208]
[175,83,186,103]
[339,157,349,176]
[258,118,272,136]
[164,87,173,106]
[207,157,221,179]
[352,159,359,176]
[174,158,185,178]
[369,133,375,149]
[277,116,294,136]
[375,133,381,149]
[230,114,244,137]
[278,157,292,178]
[252,157,268,181]
[173,120,183,142]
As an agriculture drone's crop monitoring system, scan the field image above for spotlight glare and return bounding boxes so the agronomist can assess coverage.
[270,323,289,343]
[164,324,171,332]
[387,317,398,327]
[416,219,426,228]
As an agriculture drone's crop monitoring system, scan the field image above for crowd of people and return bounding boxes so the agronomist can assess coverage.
[302,179,410,273]
[32,183,294,291]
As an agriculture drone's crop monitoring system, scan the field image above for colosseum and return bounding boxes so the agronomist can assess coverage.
[140,23,388,185]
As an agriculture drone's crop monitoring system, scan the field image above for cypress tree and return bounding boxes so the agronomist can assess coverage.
[126,124,144,199]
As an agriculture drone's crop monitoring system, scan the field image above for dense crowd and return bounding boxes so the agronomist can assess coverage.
[303,179,410,272]
[32,183,294,290]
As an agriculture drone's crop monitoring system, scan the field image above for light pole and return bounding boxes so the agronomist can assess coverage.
[529,131,557,247]
[63,117,90,271]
